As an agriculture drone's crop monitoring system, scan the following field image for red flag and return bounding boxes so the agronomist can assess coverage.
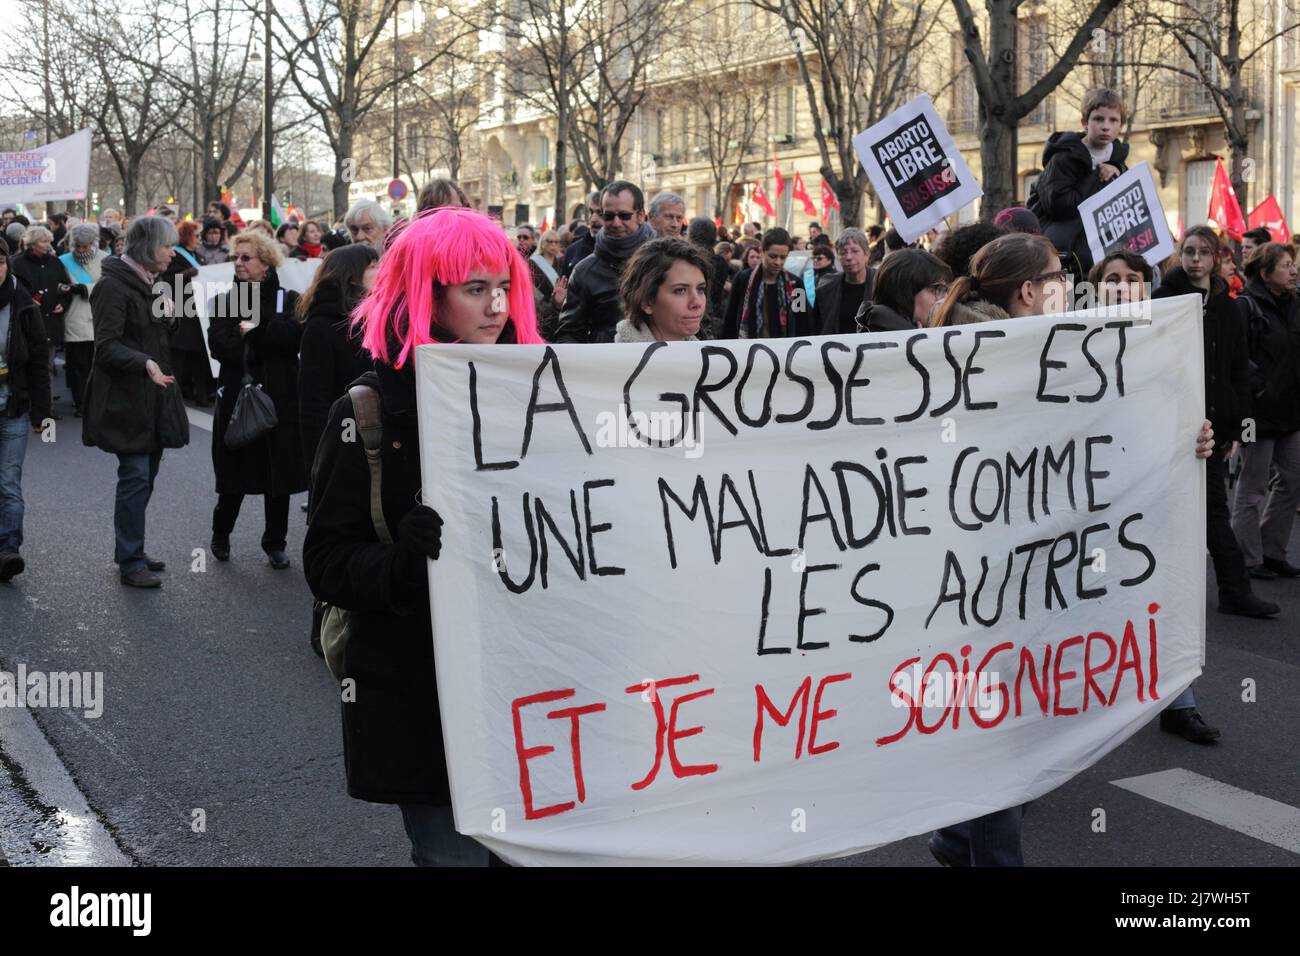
[773,154,785,200]
[791,173,816,217]
[220,187,247,228]
[1208,159,1245,240]
[715,214,723,229]
[540,215,549,234]
[821,178,840,211]
[1248,195,1290,243]
[734,201,744,225]
[751,182,775,218]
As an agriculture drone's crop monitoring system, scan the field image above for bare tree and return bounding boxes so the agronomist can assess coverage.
[397,51,485,186]
[753,0,945,227]
[270,0,473,217]
[1114,0,1300,210]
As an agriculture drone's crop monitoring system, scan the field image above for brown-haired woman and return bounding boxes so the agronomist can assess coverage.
[615,237,711,343]
[929,232,1069,328]
[1229,240,1300,585]
[856,247,952,332]
[1153,225,1275,624]
[1087,249,1151,306]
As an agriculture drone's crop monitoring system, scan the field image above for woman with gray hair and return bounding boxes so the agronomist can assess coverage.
[57,223,105,415]
[82,216,190,588]
[813,227,874,335]
[11,225,74,360]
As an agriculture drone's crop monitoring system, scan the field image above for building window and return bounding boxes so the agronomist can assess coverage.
[774,84,795,142]
[1186,158,1217,227]
[949,34,979,134]
[1022,15,1051,126]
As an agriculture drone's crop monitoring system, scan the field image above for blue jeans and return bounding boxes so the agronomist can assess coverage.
[1168,683,1196,710]
[398,804,489,867]
[114,451,162,574]
[0,401,29,554]
[932,803,1027,866]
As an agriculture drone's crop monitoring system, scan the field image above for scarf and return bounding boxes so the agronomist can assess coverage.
[739,265,795,338]
[173,245,201,270]
[594,221,654,262]
[297,242,322,258]
[59,251,95,286]
[530,251,558,285]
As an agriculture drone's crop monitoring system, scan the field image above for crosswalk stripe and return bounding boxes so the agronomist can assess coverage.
[1111,768,1300,854]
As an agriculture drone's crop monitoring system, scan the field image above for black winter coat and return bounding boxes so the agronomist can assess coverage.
[163,248,206,354]
[855,301,913,334]
[815,272,874,335]
[1235,277,1300,436]
[1152,269,1252,441]
[208,270,308,496]
[1027,132,1130,273]
[554,243,632,343]
[82,257,190,454]
[298,283,373,468]
[11,249,73,345]
[302,361,448,805]
[559,228,595,279]
[1,281,51,426]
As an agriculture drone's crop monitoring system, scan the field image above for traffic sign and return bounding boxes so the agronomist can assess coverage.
[387,178,408,201]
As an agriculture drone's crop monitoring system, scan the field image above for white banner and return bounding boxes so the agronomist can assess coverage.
[0,129,92,206]
[189,258,321,376]
[853,95,983,244]
[415,294,1207,866]
[1079,161,1176,268]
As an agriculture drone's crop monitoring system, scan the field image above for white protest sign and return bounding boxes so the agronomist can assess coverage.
[0,129,92,206]
[190,257,321,376]
[415,294,1206,866]
[853,94,982,244]
[1079,162,1175,268]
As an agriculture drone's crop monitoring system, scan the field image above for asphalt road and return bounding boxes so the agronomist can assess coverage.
[1,383,1296,866]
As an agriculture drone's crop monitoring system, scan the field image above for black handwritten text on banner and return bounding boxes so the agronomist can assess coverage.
[415,296,1206,866]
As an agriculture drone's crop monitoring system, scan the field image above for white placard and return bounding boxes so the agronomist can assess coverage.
[0,129,92,206]
[190,258,321,376]
[1079,162,1176,268]
[852,95,983,244]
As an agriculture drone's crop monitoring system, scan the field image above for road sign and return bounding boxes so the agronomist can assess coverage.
[387,179,408,201]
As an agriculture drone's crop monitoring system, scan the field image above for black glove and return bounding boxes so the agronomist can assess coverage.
[394,506,443,589]
[73,284,89,299]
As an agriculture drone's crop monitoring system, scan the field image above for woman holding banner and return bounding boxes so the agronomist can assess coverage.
[926,232,1220,864]
[303,207,543,867]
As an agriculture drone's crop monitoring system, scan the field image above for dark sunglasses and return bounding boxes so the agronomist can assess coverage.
[235,254,257,263]
[601,210,636,222]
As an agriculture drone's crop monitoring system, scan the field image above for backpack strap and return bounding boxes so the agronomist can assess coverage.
[348,384,393,545]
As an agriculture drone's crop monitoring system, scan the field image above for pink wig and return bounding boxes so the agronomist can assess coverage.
[353,206,541,368]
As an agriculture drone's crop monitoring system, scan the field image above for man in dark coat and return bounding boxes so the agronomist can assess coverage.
[0,239,51,582]
[82,216,190,588]
[553,181,653,344]
[207,232,307,569]
[559,191,603,279]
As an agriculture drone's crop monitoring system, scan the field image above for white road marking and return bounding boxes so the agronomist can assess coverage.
[1112,768,1300,854]
[186,406,214,432]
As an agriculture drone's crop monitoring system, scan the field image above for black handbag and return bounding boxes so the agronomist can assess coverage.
[224,340,277,449]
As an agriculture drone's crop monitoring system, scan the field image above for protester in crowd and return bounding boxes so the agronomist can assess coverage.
[289,221,325,261]
[247,219,275,239]
[0,209,16,228]
[865,224,886,265]
[304,207,542,867]
[560,191,603,279]
[1231,240,1300,584]
[276,222,300,257]
[164,220,214,407]
[554,181,653,343]
[855,247,951,332]
[415,178,470,213]
[814,228,873,335]
[1153,226,1278,623]
[514,223,537,259]
[58,223,105,416]
[739,239,761,273]
[807,223,823,243]
[1089,249,1151,305]
[1219,253,1244,297]
[5,222,27,257]
[992,206,1042,235]
[297,243,379,471]
[197,218,230,265]
[112,231,127,256]
[1240,227,1271,267]
[345,199,392,254]
[11,225,73,361]
[49,213,69,252]
[82,216,189,588]
[1027,88,1129,275]
[881,228,909,260]
[0,238,51,583]
[686,216,729,332]
[99,208,123,230]
[526,229,563,339]
[934,222,1004,280]
[723,227,808,339]
[98,224,119,253]
[810,239,836,281]
[207,231,306,569]
[614,237,709,344]
[648,191,686,238]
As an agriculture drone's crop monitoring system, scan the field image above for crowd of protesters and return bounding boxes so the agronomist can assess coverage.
[1,83,1296,871]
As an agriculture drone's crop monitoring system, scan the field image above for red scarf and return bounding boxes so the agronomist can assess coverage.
[298,242,322,258]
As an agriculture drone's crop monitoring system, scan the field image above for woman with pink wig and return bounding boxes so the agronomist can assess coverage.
[303,207,540,866]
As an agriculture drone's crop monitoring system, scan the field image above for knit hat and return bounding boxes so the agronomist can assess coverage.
[993,206,1042,235]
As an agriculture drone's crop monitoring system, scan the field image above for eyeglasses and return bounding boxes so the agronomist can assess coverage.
[235,254,257,263]
[601,210,636,222]
[926,282,950,298]
[1032,269,1069,285]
